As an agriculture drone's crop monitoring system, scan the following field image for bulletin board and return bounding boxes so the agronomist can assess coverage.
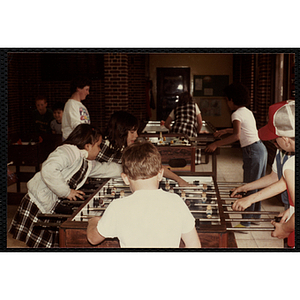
[193,75,229,97]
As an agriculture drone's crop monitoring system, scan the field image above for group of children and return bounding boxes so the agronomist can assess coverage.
[9,79,295,249]
[34,96,64,136]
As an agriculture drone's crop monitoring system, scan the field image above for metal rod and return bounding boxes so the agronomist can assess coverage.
[227,227,275,231]
[86,207,106,211]
[225,218,274,222]
[61,200,85,204]
[217,182,244,185]
[172,186,214,190]
[37,213,71,218]
[223,211,279,215]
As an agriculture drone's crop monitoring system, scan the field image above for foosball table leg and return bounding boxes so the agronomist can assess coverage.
[219,232,228,248]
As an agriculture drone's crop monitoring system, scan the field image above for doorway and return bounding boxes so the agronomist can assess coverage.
[157,67,190,121]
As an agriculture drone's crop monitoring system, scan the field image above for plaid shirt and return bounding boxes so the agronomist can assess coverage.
[95,139,123,164]
[171,102,198,137]
[171,103,201,164]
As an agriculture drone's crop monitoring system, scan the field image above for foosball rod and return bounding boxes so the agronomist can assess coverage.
[226,227,275,231]
[222,210,280,215]
[79,214,221,222]
[225,218,275,222]
[217,182,244,186]
[61,200,85,205]
[37,213,72,218]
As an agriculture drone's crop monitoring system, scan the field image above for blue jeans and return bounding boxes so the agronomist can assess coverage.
[241,140,267,226]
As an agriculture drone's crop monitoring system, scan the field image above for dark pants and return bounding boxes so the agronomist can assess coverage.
[241,140,267,226]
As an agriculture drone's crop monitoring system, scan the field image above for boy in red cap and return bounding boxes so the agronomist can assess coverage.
[232,100,295,247]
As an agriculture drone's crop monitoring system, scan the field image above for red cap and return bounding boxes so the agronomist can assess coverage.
[258,100,295,141]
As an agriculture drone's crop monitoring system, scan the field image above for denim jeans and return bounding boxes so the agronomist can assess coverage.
[241,140,267,226]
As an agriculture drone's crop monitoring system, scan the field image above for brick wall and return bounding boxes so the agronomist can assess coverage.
[103,53,129,124]
[7,52,148,140]
[128,54,147,121]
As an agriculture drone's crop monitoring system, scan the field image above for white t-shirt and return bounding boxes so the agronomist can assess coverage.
[231,107,259,148]
[283,155,295,220]
[97,189,195,248]
[271,150,292,174]
[62,99,90,139]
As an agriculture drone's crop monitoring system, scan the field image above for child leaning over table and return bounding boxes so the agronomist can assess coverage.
[205,82,267,227]
[87,141,201,248]
[9,124,122,248]
[231,100,295,247]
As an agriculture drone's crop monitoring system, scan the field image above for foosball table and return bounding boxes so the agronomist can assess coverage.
[140,120,219,177]
[59,173,231,248]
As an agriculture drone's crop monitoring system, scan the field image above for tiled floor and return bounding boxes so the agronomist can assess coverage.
[6,147,285,249]
[196,147,284,249]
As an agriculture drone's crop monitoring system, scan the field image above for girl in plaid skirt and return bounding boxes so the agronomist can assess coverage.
[9,124,122,248]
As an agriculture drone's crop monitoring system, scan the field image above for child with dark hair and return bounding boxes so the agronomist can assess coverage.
[164,91,203,164]
[96,110,193,187]
[9,124,122,248]
[87,141,201,248]
[205,82,267,227]
[62,77,92,140]
[33,95,54,135]
[96,110,139,164]
[50,101,65,134]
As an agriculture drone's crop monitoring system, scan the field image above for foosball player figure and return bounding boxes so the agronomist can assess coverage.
[201,192,207,203]
[87,141,201,248]
[206,205,213,219]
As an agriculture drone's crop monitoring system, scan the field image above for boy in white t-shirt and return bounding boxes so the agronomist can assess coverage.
[205,83,267,227]
[87,141,201,248]
[62,77,91,140]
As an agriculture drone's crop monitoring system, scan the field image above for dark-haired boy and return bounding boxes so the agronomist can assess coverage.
[205,82,267,227]
[50,101,64,134]
[33,96,54,135]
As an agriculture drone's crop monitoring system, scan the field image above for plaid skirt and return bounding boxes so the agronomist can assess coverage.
[195,148,201,165]
[8,194,60,248]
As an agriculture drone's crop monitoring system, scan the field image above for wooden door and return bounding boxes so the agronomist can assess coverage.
[157,67,190,121]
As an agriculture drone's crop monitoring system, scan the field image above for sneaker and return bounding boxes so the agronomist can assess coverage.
[233,223,249,234]
[234,223,246,228]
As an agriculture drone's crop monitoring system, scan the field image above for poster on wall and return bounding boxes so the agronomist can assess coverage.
[193,75,229,97]
[199,98,222,117]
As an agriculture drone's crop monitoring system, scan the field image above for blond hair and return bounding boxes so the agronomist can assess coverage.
[122,141,162,180]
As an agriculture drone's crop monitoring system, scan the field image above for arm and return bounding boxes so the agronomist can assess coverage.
[87,216,106,245]
[205,120,240,153]
[271,168,295,239]
[232,176,287,211]
[181,227,201,248]
[89,161,123,178]
[164,116,173,130]
[162,166,193,187]
[213,128,234,138]
[40,146,75,198]
[196,113,202,133]
[231,171,279,197]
